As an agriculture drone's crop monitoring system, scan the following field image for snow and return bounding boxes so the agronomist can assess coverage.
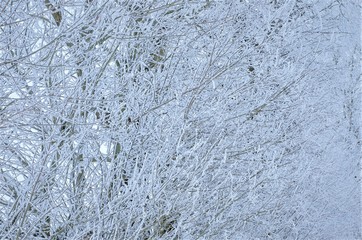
[0,1,360,239]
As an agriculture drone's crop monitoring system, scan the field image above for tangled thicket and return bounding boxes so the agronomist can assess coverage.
[0,1,360,239]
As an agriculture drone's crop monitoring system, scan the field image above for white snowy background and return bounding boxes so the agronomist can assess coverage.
[0,1,360,239]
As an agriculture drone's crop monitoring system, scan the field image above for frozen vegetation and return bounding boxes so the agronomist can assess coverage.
[0,1,360,239]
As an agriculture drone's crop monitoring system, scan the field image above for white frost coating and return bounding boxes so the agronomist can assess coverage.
[0,1,360,239]
[8,93,20,99]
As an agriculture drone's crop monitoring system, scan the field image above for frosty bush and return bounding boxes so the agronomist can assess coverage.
[0,0,360,239]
